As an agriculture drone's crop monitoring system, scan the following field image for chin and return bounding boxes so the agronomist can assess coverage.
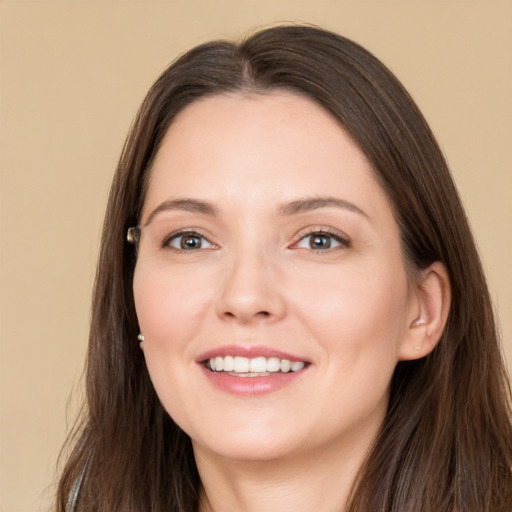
[193,436,299,464]
[187,416,307,463]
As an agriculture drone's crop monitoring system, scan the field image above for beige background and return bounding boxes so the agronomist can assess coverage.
[1,1,511,510]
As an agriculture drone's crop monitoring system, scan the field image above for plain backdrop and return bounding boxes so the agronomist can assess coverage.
[1,1,511,510]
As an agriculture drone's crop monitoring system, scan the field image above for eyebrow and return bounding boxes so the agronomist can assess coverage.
[144,195,368,225]
[278,196,368,218]
[145,198,219,225]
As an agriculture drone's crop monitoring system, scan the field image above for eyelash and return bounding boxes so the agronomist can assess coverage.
[161,228,351,253]
[162,230,217,252]
[291,228,351,253]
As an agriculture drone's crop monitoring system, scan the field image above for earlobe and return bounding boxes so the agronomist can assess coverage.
[399,261,451,361]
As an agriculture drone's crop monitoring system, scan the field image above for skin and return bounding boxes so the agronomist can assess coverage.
[133,92,449,512]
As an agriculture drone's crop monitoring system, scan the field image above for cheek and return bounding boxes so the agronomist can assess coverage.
[132,265,209,411]
[295,263,410,361]
[132,271,211,438]
[133,263,210,343]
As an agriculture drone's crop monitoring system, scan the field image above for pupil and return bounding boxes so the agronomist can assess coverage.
[311,234,331,249]
[181,235,201,250]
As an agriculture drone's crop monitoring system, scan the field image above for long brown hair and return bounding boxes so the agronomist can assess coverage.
[56,25,512,511]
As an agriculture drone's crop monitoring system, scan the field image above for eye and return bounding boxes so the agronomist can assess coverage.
[293,231,349,251]
[165,231,216,251]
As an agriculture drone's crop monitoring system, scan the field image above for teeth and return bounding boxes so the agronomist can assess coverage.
[249,356,267,373]
[223,355,234,372]
[234,356,250,373]
[291,361,305,372]
[281,359,291,373]
[266,357,281,372]
[208,356,306,374]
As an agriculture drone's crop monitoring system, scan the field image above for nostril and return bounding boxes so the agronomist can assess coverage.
[221,309,272,320]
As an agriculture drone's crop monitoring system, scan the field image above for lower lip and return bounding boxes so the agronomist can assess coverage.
[199,365,308,396]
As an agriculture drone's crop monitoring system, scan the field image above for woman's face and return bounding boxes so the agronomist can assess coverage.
[133,92,420,463]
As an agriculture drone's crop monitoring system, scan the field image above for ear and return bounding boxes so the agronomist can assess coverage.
[399,261,451,361]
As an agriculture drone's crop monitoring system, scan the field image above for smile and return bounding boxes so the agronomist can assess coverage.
[208,355,306,375]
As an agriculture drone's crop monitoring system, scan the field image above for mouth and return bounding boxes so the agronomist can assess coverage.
[204,355,309,377]
[197,346,311,394]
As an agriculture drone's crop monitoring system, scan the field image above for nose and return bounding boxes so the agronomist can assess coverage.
[215,248,286,324]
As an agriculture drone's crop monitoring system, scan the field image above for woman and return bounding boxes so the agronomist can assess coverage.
[56,25,512,511]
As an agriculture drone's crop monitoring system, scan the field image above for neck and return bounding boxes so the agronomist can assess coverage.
[194,434,373,512]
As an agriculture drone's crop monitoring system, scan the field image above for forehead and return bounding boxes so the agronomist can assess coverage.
[152,90,369,169]
[142,91,393,225]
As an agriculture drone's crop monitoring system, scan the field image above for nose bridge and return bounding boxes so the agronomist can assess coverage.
[216,239,285,323]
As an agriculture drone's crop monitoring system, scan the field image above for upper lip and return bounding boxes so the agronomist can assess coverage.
[196,345,310,363]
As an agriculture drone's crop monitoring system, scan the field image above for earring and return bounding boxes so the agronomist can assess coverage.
[412,318,425,350]
[138,333,145,342]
